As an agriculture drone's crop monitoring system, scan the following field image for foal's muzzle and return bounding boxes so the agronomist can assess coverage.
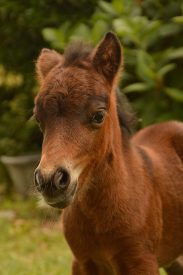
[34,168,70,192]
[34,167,76,209]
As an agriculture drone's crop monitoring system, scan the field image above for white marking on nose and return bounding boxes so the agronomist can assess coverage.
[63,160,83,184]
[37,194,52,209]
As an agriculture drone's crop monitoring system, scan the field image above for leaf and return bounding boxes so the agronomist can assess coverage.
[112,0,124,14]
[136,50,156,83]
[123,48,138,67]
[160,268,168,275]
[167,48,183,60]
[113,18,133,35]
[140,20,161,49]
[165,87,183,102]
[42,26,68,49]
[172,16,183,23]
[158,63,176,77]
[98,1,116,16]
[113,19,140,45]
[69,24,91,42]
[154,48,183,67]
[123,83,150,93]
[42,28,57,43]
[158,23,181,37]
[91,10,110,22]
[92,20,108,43]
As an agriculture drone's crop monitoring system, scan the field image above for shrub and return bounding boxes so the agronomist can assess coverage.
[0,0,182,157]
[43,0,183,126]
[0,0,98,155]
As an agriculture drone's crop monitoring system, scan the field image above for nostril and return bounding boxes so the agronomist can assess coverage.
[54,169,70,190]
[34,169,44,192]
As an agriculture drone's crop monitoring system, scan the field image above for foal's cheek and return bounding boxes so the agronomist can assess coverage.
[81,128,101,152]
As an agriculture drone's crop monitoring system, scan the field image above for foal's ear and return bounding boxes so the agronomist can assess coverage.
[36,48,63,80]
[92,32,122,84]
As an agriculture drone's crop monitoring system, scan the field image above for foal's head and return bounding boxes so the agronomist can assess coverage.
[34,32,122,208]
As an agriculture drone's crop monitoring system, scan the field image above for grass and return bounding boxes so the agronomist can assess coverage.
[0,196,167,275]
[0,197,72,275]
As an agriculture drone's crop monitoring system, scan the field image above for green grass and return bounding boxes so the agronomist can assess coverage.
[0,197,72,275]
[0,197,166,275]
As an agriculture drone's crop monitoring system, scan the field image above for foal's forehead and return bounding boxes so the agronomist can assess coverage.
[35,66,109,117]
[44,66,108,96]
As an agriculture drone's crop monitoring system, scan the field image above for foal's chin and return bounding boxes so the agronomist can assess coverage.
[47,199,72,209]
[43,182,77,209]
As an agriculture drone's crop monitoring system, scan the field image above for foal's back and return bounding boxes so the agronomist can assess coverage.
[132,120,183,265]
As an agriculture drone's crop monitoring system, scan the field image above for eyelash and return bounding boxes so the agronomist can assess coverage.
[91,109,106,125]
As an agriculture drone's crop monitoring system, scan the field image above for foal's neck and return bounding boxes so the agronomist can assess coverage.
[75,114,132,230]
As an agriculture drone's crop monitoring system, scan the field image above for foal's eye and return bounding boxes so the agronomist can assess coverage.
[92,110,105,125]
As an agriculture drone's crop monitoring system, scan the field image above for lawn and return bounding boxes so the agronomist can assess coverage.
[0,197,72,275]
[0,197,167,275]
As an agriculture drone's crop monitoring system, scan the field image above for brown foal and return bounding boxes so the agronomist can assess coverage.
[34,32,183,275]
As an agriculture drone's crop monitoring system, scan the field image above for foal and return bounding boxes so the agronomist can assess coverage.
[34,32,183,274]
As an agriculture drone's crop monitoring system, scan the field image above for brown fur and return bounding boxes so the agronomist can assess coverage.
[35,32,183,274]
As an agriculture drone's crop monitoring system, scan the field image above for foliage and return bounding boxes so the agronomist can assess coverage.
[43,0,183,126]
[0,0,183,156]
[0,66,42,155]
[0,0,98,155]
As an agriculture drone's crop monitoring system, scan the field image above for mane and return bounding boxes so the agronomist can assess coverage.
[63,41,136,134]
[63,41,92,67]
[116,89,137,135]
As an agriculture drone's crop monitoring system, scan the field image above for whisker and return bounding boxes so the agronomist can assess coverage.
[29,113,35,121]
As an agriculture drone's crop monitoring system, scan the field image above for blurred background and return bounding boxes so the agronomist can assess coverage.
[0,0,183,274]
